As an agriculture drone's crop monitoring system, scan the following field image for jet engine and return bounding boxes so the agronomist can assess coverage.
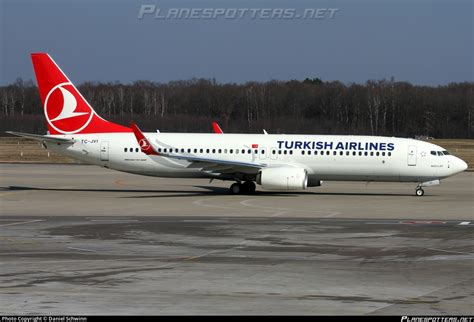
[256,167,308,190]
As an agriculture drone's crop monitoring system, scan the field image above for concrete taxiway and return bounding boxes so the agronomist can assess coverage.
[0,164,473,315]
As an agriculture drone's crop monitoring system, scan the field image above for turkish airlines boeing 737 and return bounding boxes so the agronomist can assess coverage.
[8,53,468,196]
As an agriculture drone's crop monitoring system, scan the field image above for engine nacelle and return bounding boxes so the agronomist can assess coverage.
[257,167,308,190]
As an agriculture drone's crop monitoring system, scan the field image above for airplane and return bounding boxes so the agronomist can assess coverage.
[7,53,468,196]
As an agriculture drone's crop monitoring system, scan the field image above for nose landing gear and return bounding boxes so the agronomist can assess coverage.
[415,187,424,196]
[415,179,440,196]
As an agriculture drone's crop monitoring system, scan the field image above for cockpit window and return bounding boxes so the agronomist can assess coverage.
[431,151,447,156]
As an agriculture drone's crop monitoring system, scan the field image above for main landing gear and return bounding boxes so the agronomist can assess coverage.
[229,181,256,195]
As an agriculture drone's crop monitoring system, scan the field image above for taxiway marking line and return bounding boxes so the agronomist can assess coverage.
[90,219,139,222]
[182,220,229,223]
[0,219,44,227]
[427,248,474,256]
[239,198,340,218]
[67,247,97,253]
[0,190,31,197]
[459,221,471,225]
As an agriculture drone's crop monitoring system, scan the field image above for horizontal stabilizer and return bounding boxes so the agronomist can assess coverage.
[6,131,75,143]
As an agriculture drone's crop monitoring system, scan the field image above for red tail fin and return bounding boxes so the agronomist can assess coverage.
[31,53,131,135]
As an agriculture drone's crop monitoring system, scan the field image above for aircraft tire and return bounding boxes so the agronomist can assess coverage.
[230,182,242,195]
[415,188,424,196]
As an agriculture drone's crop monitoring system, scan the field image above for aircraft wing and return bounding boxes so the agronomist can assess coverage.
[6,131,75,144]
[130,123,265,174]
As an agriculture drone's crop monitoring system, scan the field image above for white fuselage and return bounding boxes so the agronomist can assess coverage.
[45,133,467,184]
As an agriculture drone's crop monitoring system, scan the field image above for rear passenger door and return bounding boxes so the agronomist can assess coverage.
[100,141,109,161]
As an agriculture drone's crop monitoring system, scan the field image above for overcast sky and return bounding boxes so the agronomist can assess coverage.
[1,0,472,85]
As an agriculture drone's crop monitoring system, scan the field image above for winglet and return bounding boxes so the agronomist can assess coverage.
[212,121,224,134]
[130,122,159,155]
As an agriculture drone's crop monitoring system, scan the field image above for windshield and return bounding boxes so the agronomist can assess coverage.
[431,150,450,156]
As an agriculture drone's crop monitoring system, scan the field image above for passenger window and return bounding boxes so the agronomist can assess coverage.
[241,149,245,154]
[130,147,133,151]
[301,151,305,155]
[333,151,337,156]
[124,148,127,152]
[254,149,258,154]
[370,152,374,156]
[187,148,191,153]
[272,150,276,155]
[224,149,228,153]
[193,148,197,153]
[181,148,184,153]
[352,151,356,156]
[382,152,386,156]
[235,149,239,154]
[376,152,380,156]
[308,151,311,155]
[358,151,362,156]
[199,149,203,153]
[326,151,330,155]
[212,149,216,153]
[158,148,161,153]
[340,151,343,156]
[346,151,349,156]
[364,151,368,156]
[278,150,282,155]
[163,148,167,153]
[284,150,287,155]
[289,150,293,155]
[248,149,251,154]
[206,149,209,153]
[388,152,391,156]
[230,149,233,154]
[218,149,222,153]
[136,148,139,152]
[314,151,318,155]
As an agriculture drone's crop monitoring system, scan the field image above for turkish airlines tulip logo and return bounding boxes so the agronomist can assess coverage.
[44,82,94,134]
[139,138,151,150]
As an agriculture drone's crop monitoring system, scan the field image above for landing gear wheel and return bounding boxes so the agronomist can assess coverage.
[230,183,242,195]
[415,188,424,196]
[242,181,256,194]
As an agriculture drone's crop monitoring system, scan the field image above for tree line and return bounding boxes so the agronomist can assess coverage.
[0,77,472,138]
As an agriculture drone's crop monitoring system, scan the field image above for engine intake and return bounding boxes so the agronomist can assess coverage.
[257,167,308,190]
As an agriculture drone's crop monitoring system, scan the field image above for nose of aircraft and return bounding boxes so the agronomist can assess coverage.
[454,157,468,173]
